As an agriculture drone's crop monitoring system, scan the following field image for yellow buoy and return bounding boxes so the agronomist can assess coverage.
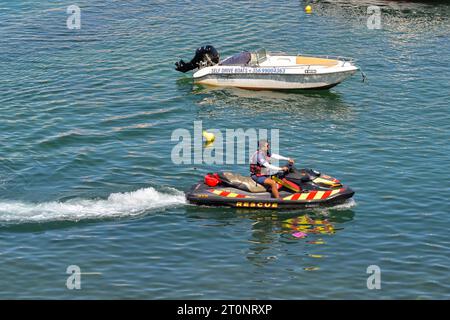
[305,5,312,14]
[204,140,214,148]
[202,130,215,143]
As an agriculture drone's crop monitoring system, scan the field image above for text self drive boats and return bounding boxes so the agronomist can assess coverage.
[186,165,355,209]
[175,45,359,90]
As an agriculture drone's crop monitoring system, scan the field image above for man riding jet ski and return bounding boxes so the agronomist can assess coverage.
[250,139,293,199]
[186,141,355,210]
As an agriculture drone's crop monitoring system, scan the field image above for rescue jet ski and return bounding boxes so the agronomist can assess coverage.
[186,164,354,209]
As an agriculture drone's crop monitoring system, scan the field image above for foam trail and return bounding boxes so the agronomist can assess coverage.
[330,198,356,210]
[0,187,186,224]
[313,198,357,215]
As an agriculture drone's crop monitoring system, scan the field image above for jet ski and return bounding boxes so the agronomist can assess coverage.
[186,164,355,209]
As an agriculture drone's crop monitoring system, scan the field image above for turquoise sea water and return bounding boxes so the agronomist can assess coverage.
[0,0,449,299]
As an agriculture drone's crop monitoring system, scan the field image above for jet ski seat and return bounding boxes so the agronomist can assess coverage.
[218,172,267,193]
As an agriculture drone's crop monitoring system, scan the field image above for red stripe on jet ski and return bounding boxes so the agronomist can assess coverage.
[291,193,301,201]
[236,194,246,198]
[322,190,332,199]
[306,191,317,200]
[220,191,230,197]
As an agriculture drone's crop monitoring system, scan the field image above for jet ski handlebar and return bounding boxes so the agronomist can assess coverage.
[276,162,295,177]
[276,164,322,183]
[287,162,294,171]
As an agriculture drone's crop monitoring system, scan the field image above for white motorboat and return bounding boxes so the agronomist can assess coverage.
[175,46,359,90]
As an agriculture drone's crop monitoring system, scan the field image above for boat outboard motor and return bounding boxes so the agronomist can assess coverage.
[175,45,220,73]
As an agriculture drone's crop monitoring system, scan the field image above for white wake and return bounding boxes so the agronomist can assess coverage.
[0,187,186,224]
[330,198,357,210]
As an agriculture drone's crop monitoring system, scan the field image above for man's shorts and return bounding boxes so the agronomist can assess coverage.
[251,175,270,185]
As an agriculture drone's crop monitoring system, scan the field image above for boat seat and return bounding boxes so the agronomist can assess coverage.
[296,56,339,67]
[219,52,251,66]
[218,172,267,193]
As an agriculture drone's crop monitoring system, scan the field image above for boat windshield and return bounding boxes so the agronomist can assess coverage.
[219,51,251,66]
[254,48,267,64]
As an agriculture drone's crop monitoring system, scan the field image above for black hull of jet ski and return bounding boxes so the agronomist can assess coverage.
[186,183,355,210]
